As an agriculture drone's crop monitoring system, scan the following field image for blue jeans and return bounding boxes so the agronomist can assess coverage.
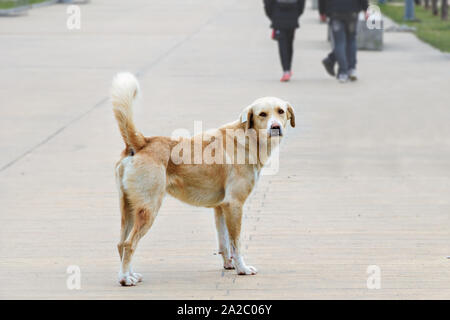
[328,14,358,75]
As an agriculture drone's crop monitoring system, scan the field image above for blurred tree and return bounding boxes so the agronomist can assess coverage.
[442,0,448,19]
[432,0,438,15]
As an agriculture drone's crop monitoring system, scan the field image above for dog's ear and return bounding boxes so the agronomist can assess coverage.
[286,103,295,128]
[240,105,254,130]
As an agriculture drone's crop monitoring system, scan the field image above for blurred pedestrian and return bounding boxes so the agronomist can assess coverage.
[264,0,306,82]
[319,0,368,83]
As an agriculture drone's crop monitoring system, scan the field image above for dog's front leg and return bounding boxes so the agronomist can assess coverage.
[214,207,234,269]
[221,202,257,275]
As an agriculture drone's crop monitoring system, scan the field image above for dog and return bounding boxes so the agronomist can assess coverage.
[111,72,295,286]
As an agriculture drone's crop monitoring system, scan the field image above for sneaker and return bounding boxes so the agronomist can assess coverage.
[322,58,335,77]
[348,69,357,81]
[337,73,349,83]
[280,72,291,82]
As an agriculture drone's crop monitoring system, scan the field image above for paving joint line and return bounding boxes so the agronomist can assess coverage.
[0,1,235,174]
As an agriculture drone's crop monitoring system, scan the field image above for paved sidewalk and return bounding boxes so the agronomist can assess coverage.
[0,0,449,299]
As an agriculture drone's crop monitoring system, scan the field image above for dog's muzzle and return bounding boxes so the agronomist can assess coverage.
[269,123,282,137]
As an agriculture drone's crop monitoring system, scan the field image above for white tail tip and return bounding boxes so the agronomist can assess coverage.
[111,72,140,103]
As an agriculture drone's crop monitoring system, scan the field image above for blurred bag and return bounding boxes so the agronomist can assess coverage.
[271,29,280,40]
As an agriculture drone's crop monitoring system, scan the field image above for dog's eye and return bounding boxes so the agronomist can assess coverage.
[259,112,267,117]
[278,109,285,115]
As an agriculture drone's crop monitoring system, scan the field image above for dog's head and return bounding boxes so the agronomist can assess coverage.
[240,97,295,138]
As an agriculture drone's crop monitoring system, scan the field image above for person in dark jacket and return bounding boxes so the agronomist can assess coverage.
[264,0,306,82]
[319,0,369,82]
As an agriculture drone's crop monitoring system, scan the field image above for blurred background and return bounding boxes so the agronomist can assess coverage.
[0,0,448,299]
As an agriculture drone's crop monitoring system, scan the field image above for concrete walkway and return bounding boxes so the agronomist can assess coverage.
[0,0,449,299]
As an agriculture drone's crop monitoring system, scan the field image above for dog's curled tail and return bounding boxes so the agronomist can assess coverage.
[110,72,146,153]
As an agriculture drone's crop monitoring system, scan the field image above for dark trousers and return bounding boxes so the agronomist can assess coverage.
[328,14,358,75]
[277,28,295,72]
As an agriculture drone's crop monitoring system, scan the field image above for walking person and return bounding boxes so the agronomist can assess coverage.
[319,0,368,83]
[264,0,306,82]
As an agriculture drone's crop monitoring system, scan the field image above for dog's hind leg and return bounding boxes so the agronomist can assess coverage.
[117,192,136,281]
[118,164,165,286]
[117,191,146,284]
[116,161,135,262]
[118,206,158,286]
[214,207,234,270]
[116,163,134,262]
[117,192,134,260]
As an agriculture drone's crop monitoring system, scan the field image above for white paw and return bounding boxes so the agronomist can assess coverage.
[118,272,139,286]
[236,265,258,275]
[131,272,143,282]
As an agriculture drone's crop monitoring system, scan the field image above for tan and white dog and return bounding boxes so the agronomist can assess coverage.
[111,72,295,286]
